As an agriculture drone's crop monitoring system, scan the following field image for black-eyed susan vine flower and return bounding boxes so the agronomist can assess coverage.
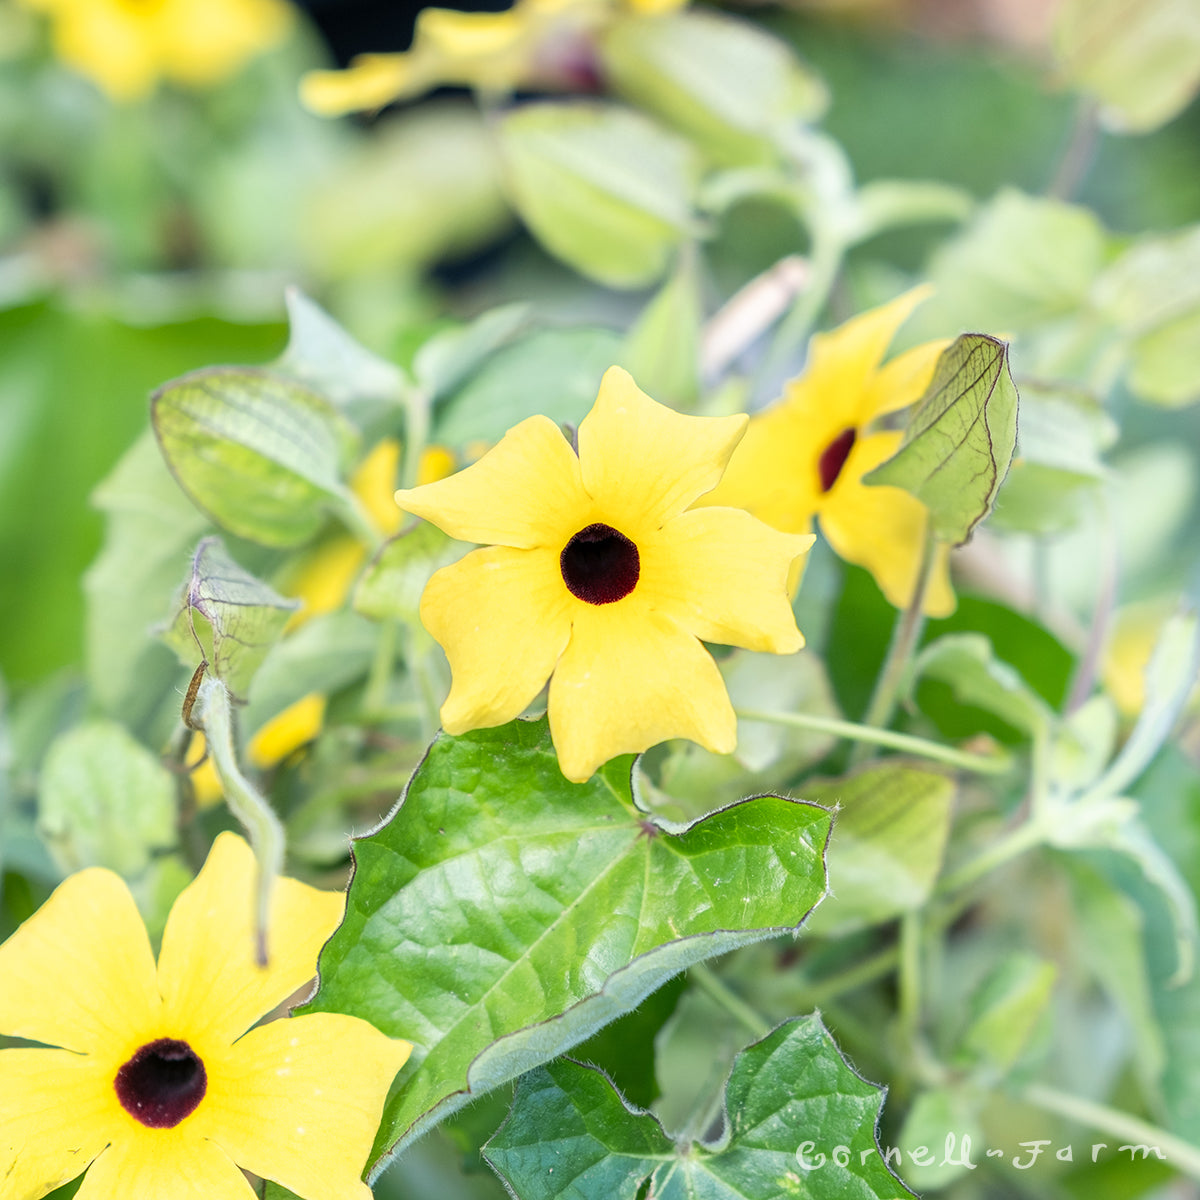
[0,833,408,1200]
[394,365,813,783]
[702,287,956,616]
[18,0,291,100]
[300,0,683,116]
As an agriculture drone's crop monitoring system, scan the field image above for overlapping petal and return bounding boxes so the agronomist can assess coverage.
[0,867,158,1055]
[422,545,573,733]
[578,367,748,531]
[156,833,345,1045]
[198,1014,412,1200]
[396,415,587,549]
[74,1128,258,1200]
[862,337,947,419]
[0,1049,113,1198]
[642,508,812,652]
[549,604,736,782]
[819,433,954,616]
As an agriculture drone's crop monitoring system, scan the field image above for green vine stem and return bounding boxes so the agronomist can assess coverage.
[735,708,1011,775]
[1021,1082,1200,1181]
[192,672,285,967]
[689,963,772,1039]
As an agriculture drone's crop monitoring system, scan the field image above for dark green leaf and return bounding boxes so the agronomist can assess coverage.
[302,715,831,1171]
[484,1016,914,1200]
[865,334,1019,545]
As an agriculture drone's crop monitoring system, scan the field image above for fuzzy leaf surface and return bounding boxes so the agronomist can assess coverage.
[484,1016,913,1200]
[152,366,361,547]
[865,334,1018,545]
[302,715,831,1172]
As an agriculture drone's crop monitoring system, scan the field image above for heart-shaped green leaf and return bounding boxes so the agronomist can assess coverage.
[484,1015,914,1199]
[302,715,831,1174]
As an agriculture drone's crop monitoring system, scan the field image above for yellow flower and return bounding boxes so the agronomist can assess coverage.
[247,693,327,769]
[394,365,812,782]
[300,0,684,116]
[19,0,291,100]
[0,833,409,1200]
[703,288,956,616]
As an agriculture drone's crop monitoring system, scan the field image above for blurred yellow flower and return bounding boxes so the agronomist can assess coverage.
[395,365,812,782]
[0,832,409,1199]
[703,288,956,616]
[19,0,292,100]
[1102,600,1176,718]
[301,0,684,116]
[247,693,327,770]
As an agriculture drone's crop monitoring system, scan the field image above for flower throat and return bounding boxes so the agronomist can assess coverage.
[560,523,640,604]
[114,1038,207,1128]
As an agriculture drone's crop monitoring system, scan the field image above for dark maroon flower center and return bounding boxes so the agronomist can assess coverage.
[114,1038,207,1129]
[818,427,857,493]
[560,523,640,605]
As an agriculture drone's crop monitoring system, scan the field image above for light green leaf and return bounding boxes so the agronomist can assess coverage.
[1048,695,1118,794]
[434,327,623,446]
[301,715,831,1172]
[1091,226,1200,408]
[484,1017,914,1200]
[275,287,407,410]
[84,431,211,725]
[162,536,299,702]
[848,180,974,244]
[803,764,954,936]
[152,366,363,548]
[1055,0,1200,133]
[955,952,1057,1074]
[895,1089,984,1191]
[865,334,1018,545]
[498,103,701,289]
[619,250,701,408]
[37,719,176,878]
[911,633,1051,740]
[926,188,1108,331]
[414,303,531,402]
[601,9,827,166]
[353,523,469,626]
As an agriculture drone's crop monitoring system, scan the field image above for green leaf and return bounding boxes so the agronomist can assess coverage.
[84,431,211,725]
[601,9,828,166]
[911,633,1051,742]
[275,287,407,410]
[152,367,363,548]
[36,719,177,878]
[162,536,299,702]
[1091,225,1200,408]
[434,327,623,446]
[619,250,701,409]
[415,304,531,403]
[301,715,831,1172]
[498,103,701,289]
[484,1016,914,1200]
[354,523,470,627]
[955,952,1057,1074]
[1054,0,1200,133]
[864,334,1018,545]
[802,764,954,936]
[895,1089,984,1192]
[925,188,1107,331]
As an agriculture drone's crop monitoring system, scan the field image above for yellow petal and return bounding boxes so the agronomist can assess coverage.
[52,1,159,99]
[416,444,458,486]
[74,1128,258,1200]
[247,693,327,769]
[0,868,158,1055]
[549,604,736,782]
[862,337,950,420]
[642,507,811,652]
[156,834,345,1045]
[803,286,933,427]
[351,438,404,536]
[421,545,573,733]
[185,734,226,809]
[197,1014,411,1200]
[578,366,748,533]
[283,536,369,630]
[0,1048,113,1197]
[418,7,524,57]
[300,54,416,116]
[396,414,587,548]
[698,396,825,534]
[820,432,955,616]
[156,0,291,87]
